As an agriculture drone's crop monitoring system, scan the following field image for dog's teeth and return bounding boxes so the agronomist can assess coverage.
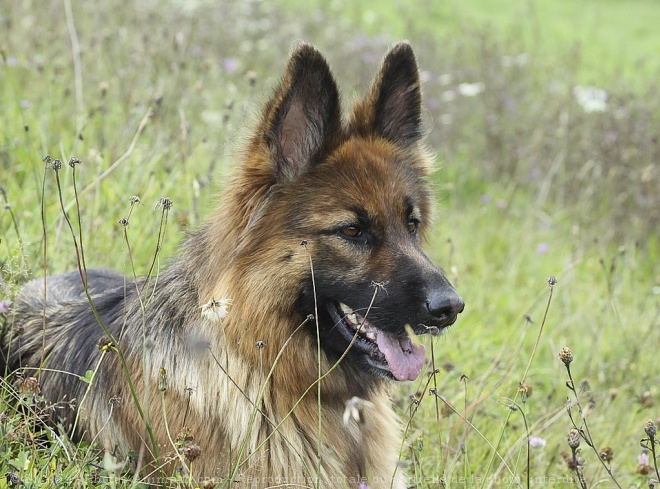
[347,313,359,325]
[366,330,376,341]
[340,303,354,315]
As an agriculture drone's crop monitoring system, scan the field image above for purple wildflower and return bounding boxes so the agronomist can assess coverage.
[529,436,547,449]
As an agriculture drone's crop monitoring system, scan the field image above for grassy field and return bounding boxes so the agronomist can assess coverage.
[1,0,659,488]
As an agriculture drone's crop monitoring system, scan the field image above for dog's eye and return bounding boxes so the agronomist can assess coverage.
[340,226,362,239]
[407,219,420,235]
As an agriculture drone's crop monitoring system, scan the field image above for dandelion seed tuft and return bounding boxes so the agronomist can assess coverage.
[567,428,580,449]
[559,346,573,366]
[343,396,375,426]
[201,298,231,324]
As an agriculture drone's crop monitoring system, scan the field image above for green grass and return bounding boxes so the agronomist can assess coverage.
[1,1,659,488]
[295,0,660,86]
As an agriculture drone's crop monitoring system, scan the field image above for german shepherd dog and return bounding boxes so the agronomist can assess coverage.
[1,42,464,488]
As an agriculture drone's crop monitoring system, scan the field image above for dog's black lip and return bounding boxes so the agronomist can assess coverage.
[325,300,403,380]
[326,301,383,355]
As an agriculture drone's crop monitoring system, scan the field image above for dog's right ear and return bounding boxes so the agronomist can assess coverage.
[349,42,423,148]
[259,44,342,182]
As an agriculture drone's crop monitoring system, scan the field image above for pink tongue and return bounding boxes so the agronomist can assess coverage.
[376,332,426,381]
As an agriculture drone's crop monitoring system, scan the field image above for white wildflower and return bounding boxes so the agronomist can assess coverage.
[573,85,608,113]
[439,113,453,126]
[441,90,457,102]
[457,82,485,97]
[438,73,453,86]
[501,53,529,67]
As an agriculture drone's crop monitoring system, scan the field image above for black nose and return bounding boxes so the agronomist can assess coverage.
[426,287,465,324]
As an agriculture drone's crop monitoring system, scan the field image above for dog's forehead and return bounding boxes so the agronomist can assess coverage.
[332,138,428,196]
[302,137,432,219]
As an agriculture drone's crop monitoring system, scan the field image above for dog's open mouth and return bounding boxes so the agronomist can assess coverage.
[327,301,426,382]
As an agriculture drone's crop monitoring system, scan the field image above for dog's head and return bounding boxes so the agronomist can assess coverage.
[230,43,464,382]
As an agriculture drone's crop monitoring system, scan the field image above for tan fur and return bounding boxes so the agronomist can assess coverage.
[2,42,464,488]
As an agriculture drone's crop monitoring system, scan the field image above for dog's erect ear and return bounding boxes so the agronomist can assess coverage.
[350,42,423,147]
[261,44,342,181]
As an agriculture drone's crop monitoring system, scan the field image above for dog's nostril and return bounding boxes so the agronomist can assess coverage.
[426,289,465,320]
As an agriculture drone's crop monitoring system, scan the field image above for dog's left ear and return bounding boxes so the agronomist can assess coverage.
[260,44,342,181]
[350,42,423,147]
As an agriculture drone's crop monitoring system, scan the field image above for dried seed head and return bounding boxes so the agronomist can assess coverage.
[567,429,580,449]
[177,427,194,443]
[640,391,654,408]
[18,376,41,396]
[599,446,613,462]
[200,479,220,489]
[561,451,577,470]
[5,473,20,485]
[559,347,573,366]
[635,465,651,475]
[68,156,81,167]
[547,276,557,287]
[51,159,62,171]
[181,443,202,462]
[158,367,167,392]
[156,196,173,210]
[118,217,129,227]
[519,382,533,399]
[99,81,109,96]
[245,70,257,87]
[644,419,657,439]
[96,336,114,351]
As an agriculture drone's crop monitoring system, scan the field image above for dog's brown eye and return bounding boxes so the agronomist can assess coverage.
[341,226,362,238]
[407,219,420,235]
